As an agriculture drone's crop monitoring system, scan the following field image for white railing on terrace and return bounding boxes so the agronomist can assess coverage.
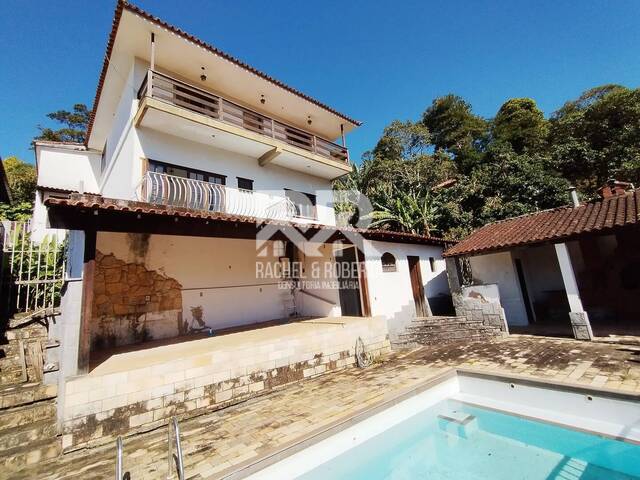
[137,70,350,165]
[137,171,298,221]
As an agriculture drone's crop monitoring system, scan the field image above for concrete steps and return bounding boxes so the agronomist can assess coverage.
[396,315,503,347]
[0,317,61,473]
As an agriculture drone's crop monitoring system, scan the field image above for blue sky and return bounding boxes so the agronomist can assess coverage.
[1,0,639,165]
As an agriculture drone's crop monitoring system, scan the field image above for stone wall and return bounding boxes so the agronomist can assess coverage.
[92,251,183,350]
[61,316,390,450]
[445,257,509,334]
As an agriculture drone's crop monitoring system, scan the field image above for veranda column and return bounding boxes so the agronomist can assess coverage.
[554,242,593,340]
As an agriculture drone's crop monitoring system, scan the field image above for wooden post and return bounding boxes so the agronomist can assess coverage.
[340,124,346,147]
[77,228,97,374]
[150,32,156,70]
[355,248,371,317]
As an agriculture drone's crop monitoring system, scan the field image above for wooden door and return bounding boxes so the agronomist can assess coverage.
[408,256,428,317]
[337,247,362,317]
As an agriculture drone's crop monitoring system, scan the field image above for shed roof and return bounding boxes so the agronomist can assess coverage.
[444,188,640,257]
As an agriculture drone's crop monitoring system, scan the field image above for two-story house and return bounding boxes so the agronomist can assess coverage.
[32,1,452,449]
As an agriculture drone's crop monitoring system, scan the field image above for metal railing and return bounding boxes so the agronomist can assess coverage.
[137,171,299,221]
[115,436,124,480]
[1,220,66,316]
[167,417,185,480]
[138,69,349,164]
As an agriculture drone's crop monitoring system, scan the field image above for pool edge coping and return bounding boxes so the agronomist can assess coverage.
[215,367,640,479]
[216,367,457,479]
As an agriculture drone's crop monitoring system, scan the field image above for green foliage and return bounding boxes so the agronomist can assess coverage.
[422,94,487,172]
[0,201,33,221]
[2,157,36,204]
[492,98,548,154]
[367,188,440,236]
[549,85,640,194]
[337,84,638,239]
[35,103,90,144]
[6,228,66,312]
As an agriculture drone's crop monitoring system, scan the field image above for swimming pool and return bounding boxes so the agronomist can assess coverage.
[241,370,640,479]
[298,398,640,479]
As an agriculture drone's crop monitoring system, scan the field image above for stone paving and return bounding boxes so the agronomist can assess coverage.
[12,334,640,479]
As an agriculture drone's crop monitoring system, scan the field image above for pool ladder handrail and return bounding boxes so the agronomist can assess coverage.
[115,436,124,480]
[167,416,185,480]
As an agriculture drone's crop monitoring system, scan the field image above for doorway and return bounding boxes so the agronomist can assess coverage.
[337,246,362,316]
[408,255,429,317]
[514,258,535,324]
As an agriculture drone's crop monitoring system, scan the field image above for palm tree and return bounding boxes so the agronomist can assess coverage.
[366,188,440,236]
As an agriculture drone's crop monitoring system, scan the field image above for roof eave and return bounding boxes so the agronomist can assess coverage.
[86,0,361,146]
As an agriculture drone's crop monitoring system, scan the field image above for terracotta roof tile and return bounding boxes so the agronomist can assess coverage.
[44,194,449,247]
[444,188,640,257]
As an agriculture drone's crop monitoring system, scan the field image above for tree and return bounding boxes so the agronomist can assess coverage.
[35,103,90,144]
[549,85,640,195]
[2,157,36,204]
[367,188,441,236]
[422,94,487,173]
[492,98,548,154]
[0,157,37,220]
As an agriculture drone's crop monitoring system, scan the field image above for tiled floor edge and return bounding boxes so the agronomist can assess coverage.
[456,367,640,402]
[216,367,457,480]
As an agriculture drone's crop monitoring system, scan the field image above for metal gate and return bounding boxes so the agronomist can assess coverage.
[0,221,66,318]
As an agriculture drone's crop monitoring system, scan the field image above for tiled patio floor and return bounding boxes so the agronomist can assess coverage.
[15,335,640,479]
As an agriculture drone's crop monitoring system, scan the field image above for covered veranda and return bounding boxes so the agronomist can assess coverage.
[444,188,640,342]
[45,194,389,449]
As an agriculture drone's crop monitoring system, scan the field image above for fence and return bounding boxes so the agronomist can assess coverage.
[0,220,66,319]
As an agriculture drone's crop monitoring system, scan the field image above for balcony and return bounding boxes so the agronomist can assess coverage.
[137,171,300,221]
[135,70,351,179]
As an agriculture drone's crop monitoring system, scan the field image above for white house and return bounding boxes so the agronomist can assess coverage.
[31,1,454,449]
[443,184,640,341]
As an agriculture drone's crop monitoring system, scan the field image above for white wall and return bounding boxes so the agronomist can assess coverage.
[96,233,344,333]
[100,58,143,200]
[33,146,101,241]
[95,58,337,225]
[296,242,342,317]
[469,251,529,326]
[513,244,564,322]
[364,240,449,340]
[36,146,101,194]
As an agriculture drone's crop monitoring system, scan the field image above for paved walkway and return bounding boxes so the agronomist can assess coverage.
[15,335,640,479]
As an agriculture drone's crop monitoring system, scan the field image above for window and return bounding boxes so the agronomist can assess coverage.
[285,189,317,219]
[148,160,226,185]
[429,257,436,272]
[381,252,397,272]
[237,177,254,191]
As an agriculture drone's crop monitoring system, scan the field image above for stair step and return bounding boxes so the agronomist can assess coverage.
[0,382,57,410]
[406,321,486,331]
[0,400,56,433]
[0,437,61,472]
[0,419,58,451]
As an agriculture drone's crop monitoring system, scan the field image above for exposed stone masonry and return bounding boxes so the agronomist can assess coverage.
[92,251,183,349]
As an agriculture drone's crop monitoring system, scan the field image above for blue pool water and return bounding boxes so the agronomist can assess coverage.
[298,399,640,479]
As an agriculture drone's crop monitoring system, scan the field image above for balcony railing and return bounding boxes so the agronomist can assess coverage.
[137,70,349,164]
[137,171,298,221]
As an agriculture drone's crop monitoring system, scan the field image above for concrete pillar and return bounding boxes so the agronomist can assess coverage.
[554,242,593,340]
